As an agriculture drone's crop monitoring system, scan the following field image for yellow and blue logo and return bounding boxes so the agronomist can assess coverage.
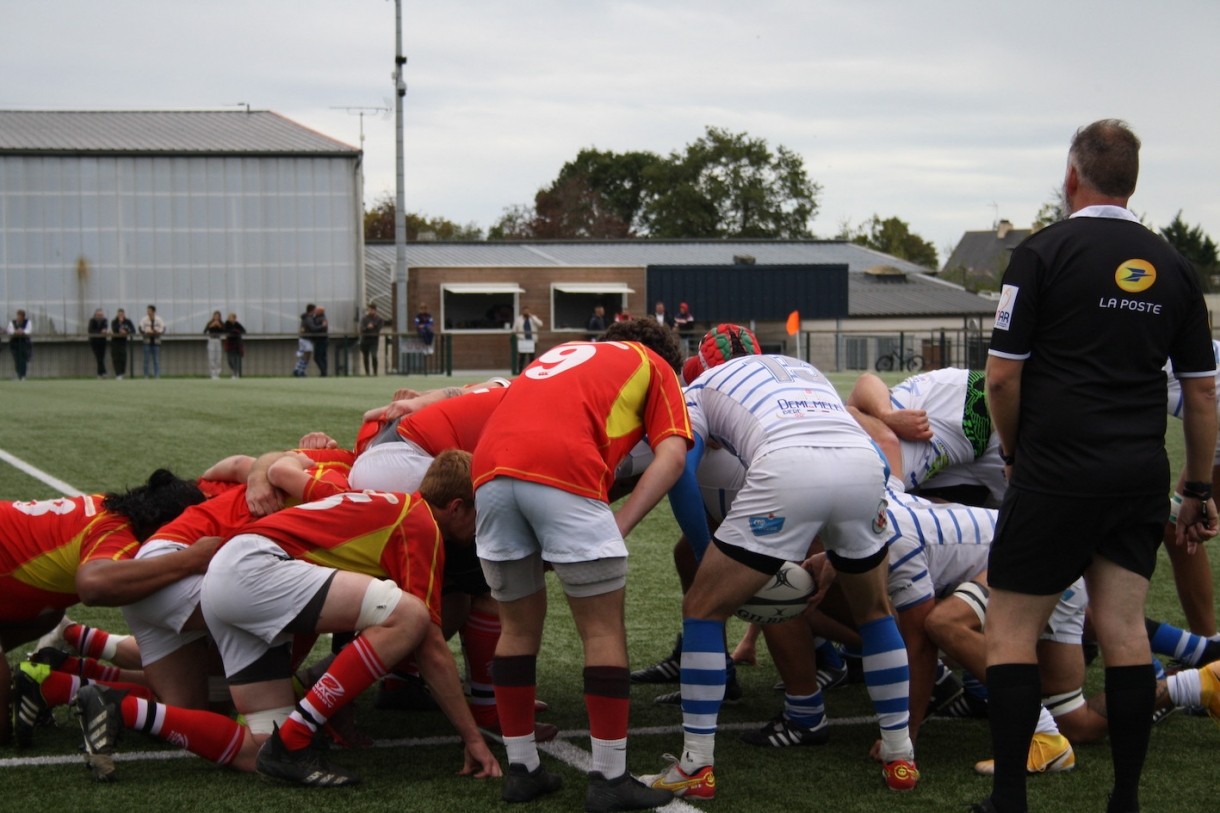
[1115,259,1157,293]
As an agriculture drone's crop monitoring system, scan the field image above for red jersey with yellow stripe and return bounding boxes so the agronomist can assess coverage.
[397,386,508,454]
[0,495,140,620]
[472,341,692,500]
[235,491,446,625]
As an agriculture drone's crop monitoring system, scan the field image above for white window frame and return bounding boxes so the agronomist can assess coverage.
[551,282,636,332]
[440,283,526,333]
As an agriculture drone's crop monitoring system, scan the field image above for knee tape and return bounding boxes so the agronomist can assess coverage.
[243,706,294,736]
[952,581,990,628]
[551,557,628,598]
[1043,688,1085,717]
[356,579,403,629]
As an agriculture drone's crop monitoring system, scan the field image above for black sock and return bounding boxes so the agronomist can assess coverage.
[1104,664,1154,813]
[985,663,1041,813]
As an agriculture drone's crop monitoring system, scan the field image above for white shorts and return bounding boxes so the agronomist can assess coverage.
[1042,578,1087,645]
[297,338,314,353]
[474,477,624,564]
[121,540,208,666]
[349,439,434,492]
[200,534,335,678]
[716,446,888,563]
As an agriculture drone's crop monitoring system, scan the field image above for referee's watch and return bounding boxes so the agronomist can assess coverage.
[1000,450,1015,466]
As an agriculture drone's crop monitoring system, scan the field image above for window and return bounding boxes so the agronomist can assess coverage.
[551,282,636,331]
[440,283,525,332]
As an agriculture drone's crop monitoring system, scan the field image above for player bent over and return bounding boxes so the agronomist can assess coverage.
[71,451,499,786]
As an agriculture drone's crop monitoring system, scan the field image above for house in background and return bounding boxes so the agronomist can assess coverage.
[940,219,1032,292]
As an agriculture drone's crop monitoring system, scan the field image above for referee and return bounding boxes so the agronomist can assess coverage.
[976,119,1218,813]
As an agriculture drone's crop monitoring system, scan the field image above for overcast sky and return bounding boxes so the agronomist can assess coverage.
[4,1,1218,262]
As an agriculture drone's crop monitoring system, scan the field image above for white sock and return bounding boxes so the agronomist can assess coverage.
[681,735,715,770]
[503,732,540,772]
[590,736,626,778]
[100,634,130,662]
[1167,671,1201,708]
[1034,705,1059,736]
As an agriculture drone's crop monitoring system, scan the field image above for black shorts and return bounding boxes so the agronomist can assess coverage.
[987,487,1166,595]
[444,541,491,596]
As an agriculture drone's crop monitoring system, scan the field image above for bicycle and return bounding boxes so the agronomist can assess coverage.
[875,349,924,372]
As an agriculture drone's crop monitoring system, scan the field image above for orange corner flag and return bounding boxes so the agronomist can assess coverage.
[786,311,800,335]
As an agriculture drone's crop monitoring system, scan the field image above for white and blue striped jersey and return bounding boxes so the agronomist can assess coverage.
[1165,339,1220,417]
[685,355,875,465]
[883,478,995,611]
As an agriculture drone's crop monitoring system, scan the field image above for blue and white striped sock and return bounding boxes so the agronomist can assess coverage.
[680,617,726,767]
[859,615,912,759]
[784,689,826,730]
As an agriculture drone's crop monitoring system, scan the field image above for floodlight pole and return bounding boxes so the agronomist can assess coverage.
[393,0,408,359]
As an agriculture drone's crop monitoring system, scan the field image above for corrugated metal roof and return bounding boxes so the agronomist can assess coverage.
[0,110,358,155]
[366,240,931,274]
[364,240,996,318]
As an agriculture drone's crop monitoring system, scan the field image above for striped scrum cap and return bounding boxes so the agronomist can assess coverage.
[682,323,761,384]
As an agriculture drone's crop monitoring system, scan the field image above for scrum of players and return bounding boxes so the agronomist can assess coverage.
[1,320,1218,811]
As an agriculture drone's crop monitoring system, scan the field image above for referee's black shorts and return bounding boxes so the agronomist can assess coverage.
[987,487,1167,595]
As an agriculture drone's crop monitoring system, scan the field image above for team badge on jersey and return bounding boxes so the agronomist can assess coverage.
[994,285,1018,331]
[871,499,889,535]
[749,513,785,536]
[1115,259,1156,293]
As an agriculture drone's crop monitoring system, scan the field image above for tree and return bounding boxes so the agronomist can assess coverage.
[839,215,938,269]
[1032,187,1068,231]
[491,127,821,240]
[1162,211,1219,292]
[363,192,483,241]
[642,127,820,238]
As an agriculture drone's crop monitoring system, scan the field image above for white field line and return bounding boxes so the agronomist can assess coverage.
[0,448,82,496]
[0,715,885,771]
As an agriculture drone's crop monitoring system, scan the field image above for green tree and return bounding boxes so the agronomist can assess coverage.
[839,215,938,269]
[1032,187,1068,231]
[642,127,820,238]
[1162,211,1219,292]
[363,192,483,241]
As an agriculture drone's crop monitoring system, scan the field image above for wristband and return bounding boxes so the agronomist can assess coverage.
[1000,451,1015,466]
[1183,480,1213,502]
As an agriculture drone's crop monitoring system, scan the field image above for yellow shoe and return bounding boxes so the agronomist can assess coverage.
[973,732,1075,776]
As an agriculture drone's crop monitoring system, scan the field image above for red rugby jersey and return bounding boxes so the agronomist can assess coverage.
[472,341,691,500]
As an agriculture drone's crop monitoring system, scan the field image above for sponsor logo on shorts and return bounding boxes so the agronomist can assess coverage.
[749,514,786,536]
[994,285,1018,331]
[1114,259,1156,293]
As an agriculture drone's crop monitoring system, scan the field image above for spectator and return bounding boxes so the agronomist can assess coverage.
[586,305,607,341]
[415,303,435,355]
[139,305,166,379]
[223,312,246,379]
[511,305,543,369]
[674,302,695,352]
[110,309,136,380]
[293,304,315,377]
[87,308,110,379]
[6,309,32,381]
[311,306,329,377]
[203,310,225,380]
[651,301,672,329]
[359,303,385,376]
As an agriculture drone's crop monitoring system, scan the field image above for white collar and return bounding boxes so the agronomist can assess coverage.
[1069,204,1139,222]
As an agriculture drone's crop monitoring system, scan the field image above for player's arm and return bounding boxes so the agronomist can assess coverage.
[667,433,711,559]
[896,598,937,743]
[616,434,689,539]
[848,373,930,441]
[244,451,306,517]
[199,454,256,483]
[413,622,502,778]
[75,537,222,606]
[263,453,328,505]
[1176,374,1219,550]
[984,356,1023,466]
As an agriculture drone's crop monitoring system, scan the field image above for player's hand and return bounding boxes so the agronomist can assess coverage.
[390,387,421,402]
[1176,496,1219,554]
[803,553,834,608]
[868,738,883,763]
[245,480,284,517]
[384,397,430,420]
[185,537,223,573]
[730,637,758,666]
[297,431,339,450]
[458,741,502,778]
[883,409,932,441]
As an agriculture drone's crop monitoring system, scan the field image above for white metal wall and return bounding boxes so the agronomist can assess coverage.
[0,154,360,335]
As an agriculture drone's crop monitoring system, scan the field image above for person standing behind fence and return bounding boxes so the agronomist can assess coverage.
[359,303,385,376]
[7,310,32,381]
[512,306,543,370]
[293,304,315,377]
[110,309,135,380]
[139,305,166,379]
[311,306,329,377]
[223,312,246,379]
[203,310,225,380]
[586,305,607,341]
[415,303,435,355]
[674,302,695,353]
[87,308,110,379]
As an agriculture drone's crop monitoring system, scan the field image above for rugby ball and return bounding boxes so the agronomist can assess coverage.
[734,561,815,625]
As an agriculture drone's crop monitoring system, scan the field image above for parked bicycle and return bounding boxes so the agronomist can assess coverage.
[875,349,924,372]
